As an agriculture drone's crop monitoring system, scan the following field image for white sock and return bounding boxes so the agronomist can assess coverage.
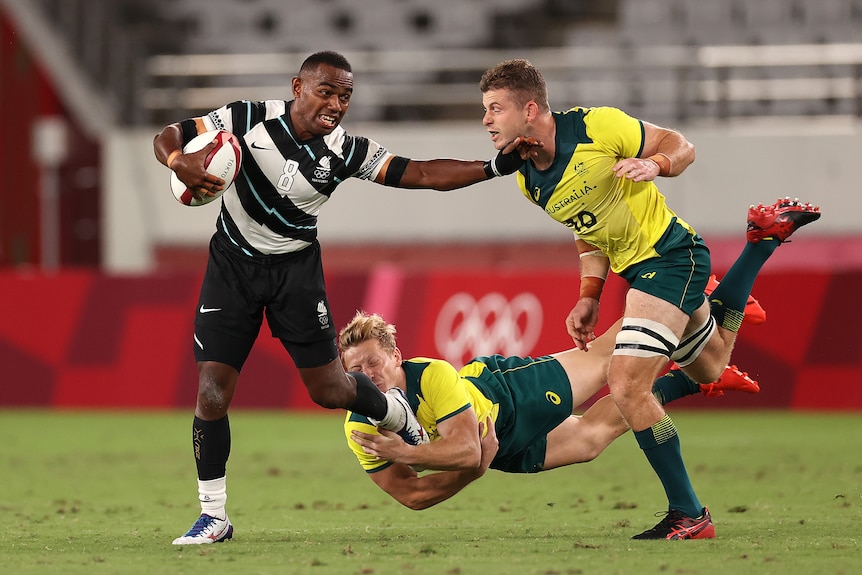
[377,392,407,430]
[198,477,227,519]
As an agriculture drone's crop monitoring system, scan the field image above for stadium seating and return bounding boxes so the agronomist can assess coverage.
[7,0,862,126]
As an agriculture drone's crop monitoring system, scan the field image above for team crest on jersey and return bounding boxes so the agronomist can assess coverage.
[316,300,330,329]
[572,161,588,178]
[312,155,332,183]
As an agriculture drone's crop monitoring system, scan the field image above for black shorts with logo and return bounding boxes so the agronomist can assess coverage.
[193,233,338,370]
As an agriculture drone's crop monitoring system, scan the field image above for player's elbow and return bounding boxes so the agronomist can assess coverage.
[396,493,437,511]
[405,498,435,511]
[456,446,482,470]
[468,451,482,469]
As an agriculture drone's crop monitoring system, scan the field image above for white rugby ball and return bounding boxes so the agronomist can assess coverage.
[170,130,242,206]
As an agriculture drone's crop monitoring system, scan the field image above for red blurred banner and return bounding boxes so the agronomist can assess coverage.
[1,267,860,410]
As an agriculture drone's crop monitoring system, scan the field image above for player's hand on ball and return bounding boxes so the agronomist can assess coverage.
[352,428,413,463]
[169,130,241,206]
[174,142,226,196]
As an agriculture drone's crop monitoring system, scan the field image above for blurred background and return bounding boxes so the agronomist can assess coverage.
[1,0,860,410]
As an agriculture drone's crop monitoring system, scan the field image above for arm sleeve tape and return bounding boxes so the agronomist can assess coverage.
[179,119,198,144]
[383,156,410,187]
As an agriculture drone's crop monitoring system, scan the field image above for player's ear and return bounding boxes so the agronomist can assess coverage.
[525,100,539,122]
[393,347,403,364]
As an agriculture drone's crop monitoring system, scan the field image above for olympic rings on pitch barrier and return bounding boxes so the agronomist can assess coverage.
[434,292,543,365]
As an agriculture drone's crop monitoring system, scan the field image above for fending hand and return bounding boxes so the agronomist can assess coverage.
[566,298,600,351]
[513,136,543,160]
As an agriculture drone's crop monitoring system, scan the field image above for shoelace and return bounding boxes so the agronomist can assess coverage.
[185,515,217,536]
[647,509,685,529]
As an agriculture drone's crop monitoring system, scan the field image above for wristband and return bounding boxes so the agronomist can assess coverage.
[647,153,672,176]
[579,276,605,301]
[483,159,497,179]
[484,147,525,179]
[167,149,182,169]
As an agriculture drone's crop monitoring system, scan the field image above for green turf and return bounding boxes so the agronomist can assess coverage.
[0,410,859,575]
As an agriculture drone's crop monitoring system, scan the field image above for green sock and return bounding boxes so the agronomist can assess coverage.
[652,370,700,405]
[633,415,702,518]
[710,239,780,331]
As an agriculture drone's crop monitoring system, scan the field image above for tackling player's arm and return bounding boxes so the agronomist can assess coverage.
[366,418,499,510]
[153,122,225,198]
[352,407,482,471]
[372,137,541,191]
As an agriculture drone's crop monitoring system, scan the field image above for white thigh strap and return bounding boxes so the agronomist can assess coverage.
[671,314,716,367]
[614,318,680,359]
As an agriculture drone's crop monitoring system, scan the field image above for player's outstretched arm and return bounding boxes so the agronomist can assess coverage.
[374,137,541,191]
[368,418,499,510]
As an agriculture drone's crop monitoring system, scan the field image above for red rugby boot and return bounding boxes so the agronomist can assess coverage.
[747,197,820,244]
[632,507,715,540]
[699,364,760,397]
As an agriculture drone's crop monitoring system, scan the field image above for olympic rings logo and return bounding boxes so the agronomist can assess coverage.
[434,292,543,365]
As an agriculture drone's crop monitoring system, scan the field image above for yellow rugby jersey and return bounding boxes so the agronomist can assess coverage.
[344,358,498,473]
[516,106,695,273]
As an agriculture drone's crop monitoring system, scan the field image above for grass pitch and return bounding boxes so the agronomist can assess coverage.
[0,410,859,575]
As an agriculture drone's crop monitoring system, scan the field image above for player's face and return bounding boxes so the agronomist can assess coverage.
[341,340,402,392]
[290,63,354,140]
[482,89,529,150]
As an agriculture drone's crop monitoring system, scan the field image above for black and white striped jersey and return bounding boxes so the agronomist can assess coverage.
[185,99,391,256]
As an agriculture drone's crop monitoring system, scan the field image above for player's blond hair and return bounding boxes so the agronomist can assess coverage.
[338,311,398,356]
[479,59,550,113]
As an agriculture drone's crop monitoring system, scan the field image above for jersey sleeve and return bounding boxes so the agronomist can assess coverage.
[183,100,285,141]
[584,106,645,161]
[344,135,392,182]
[343,411,393,474]
[184,102,238,137]
[417,359,473,427]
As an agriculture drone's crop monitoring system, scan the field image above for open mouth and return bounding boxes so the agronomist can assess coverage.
[320,114,338,128]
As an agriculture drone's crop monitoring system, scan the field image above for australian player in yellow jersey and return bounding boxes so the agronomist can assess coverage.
[340,311,758,512]
[477,59,821,539]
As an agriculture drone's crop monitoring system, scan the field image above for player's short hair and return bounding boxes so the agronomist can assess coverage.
[479,59,549,112]
[338,311,397,355]
[301,51,352,74]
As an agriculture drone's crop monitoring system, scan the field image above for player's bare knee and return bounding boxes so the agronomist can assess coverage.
[306,381,353,410]
[307,388,345,410]
[609,318,678,406]
[196,376,232,414]
[608,382,655,411]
